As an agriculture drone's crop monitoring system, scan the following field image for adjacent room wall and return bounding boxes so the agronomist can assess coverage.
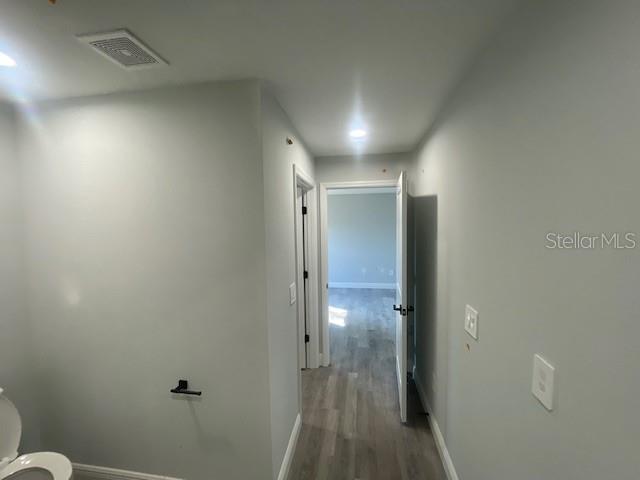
[0,103,41,453]
[327,192,395,288]
[18,81,273,480]
[412,1,639,478]
[260,88,315,479]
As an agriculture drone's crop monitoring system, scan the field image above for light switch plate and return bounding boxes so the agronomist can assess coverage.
[464,305,479,340]
[289,283,296,305]
[532,354,555,411]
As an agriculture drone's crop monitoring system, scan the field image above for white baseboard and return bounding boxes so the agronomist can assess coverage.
[329,282,395,290]
[72,464,182,480]
[319,352,329,367]
[277,412,302,480]
[318,353,323,366]
[74,417,303,480]
[414,374,460,480]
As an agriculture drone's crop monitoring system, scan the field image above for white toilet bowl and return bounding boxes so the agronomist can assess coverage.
[0,389,72,480]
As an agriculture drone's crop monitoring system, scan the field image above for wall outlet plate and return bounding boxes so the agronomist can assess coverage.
[289,283,296,305]
[532,354,555,411]
[465,304,479,340]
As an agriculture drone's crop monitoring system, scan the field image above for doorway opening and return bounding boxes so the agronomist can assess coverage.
[318,175,409,422]
[293,166,319,372]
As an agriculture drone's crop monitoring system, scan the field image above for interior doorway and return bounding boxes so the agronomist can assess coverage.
[318,175,410,422]
[295,185,310,368]
[293,166,319,371]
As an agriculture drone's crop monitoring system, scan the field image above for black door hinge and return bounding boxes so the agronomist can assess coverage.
[304,334,310,343]
[302,206,308,215]
[303,270,309,279]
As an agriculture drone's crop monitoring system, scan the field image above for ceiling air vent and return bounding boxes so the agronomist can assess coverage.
[77,29,168,70]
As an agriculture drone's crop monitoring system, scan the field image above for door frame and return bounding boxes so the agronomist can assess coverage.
[293,165,320,369]
[318,179,398,367]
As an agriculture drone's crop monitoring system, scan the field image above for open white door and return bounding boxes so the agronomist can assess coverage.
[394,171,408,423]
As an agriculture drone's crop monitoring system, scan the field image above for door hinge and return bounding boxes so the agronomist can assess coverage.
[304,334,310,343]
[303,270,309,279]
[302,206,308,215]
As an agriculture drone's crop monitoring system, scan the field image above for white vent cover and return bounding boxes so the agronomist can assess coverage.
[77,29,167,70]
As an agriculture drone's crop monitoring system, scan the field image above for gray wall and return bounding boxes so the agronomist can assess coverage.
[260,89,315,479]
[315,152,412,183]
[18,81,273,480]
[411,0,639,478]
[328,193,395,286]
[411,195,440,406]
[0,104,41,453]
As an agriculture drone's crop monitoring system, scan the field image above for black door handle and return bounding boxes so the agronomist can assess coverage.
[393,305,414,316]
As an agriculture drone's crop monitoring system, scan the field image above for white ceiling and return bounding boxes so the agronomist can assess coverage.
[0,0,519,156]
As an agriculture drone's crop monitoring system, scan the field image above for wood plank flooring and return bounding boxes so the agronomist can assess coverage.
[289,288,446,480]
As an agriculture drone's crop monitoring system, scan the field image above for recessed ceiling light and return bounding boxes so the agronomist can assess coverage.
[0,51,16,67]
[349,128,367,139]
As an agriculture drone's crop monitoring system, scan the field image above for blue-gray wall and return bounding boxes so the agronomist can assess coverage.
[412,1,640,478]
[328,193,395,287]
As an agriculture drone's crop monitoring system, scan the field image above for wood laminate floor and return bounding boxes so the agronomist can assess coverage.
[289,288,446,480]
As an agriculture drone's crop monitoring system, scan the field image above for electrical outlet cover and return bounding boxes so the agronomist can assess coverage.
[532,354,555,411]
[465,304,479,340]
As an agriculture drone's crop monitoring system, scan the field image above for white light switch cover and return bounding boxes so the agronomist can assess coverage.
[289,283,296,305]
[464,305,479,340]
[532,354,555,411]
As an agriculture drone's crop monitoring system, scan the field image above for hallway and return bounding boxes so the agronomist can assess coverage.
[289,288,446,480]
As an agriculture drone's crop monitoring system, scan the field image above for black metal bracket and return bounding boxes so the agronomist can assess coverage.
[170,379,202,396]
[393,304,402,312]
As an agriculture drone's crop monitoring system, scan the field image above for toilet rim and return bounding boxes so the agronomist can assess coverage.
[0,452,72,480]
